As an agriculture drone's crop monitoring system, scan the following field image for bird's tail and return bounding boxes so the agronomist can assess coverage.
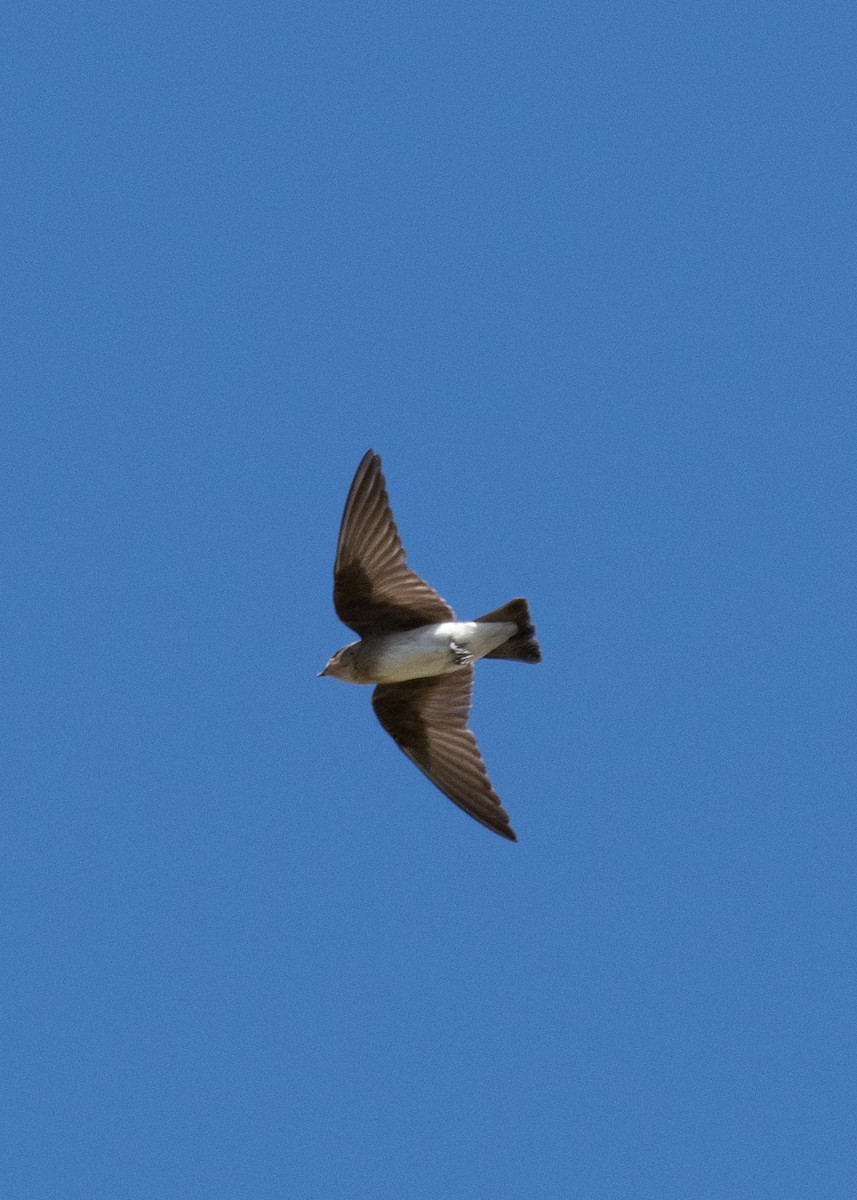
[476,597,541,663]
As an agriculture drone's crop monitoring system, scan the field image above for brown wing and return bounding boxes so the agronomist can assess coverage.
[372,669,517,842]
[334,450,455,637]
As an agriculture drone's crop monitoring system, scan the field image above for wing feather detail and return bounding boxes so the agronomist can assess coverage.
[371,669,517,841]
[333,451,455,636]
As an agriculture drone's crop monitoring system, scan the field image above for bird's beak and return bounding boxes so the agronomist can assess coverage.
[317,665,329,677]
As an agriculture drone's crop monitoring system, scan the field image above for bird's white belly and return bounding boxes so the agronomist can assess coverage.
[368,621,516,683]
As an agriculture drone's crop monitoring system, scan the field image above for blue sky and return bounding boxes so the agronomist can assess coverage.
[4,3,855,1197]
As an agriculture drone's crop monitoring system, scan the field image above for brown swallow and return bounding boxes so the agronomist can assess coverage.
[319,450,540,841]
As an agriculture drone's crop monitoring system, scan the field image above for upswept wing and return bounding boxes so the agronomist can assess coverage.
[371,668,517,841]
[334,450,454,637]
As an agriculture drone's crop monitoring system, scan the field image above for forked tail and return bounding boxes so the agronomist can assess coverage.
[475,597,541,663]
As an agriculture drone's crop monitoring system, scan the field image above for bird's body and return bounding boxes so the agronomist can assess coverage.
[320,450,540,841]
[321,620,518,684]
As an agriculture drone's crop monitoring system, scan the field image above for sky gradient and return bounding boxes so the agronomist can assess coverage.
[4,3,855,1197]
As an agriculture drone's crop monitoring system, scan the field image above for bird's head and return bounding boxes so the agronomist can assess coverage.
[318,641,362,683]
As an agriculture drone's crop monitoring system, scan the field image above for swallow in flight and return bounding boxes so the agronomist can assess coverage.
[320,450,540,841]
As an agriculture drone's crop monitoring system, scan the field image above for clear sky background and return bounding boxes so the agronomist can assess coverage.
[4,4,854,1198]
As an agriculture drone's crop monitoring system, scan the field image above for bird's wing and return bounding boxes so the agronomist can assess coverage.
[334,450,455,636]
[371,669,517,841]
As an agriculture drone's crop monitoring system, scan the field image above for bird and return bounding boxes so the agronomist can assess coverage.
[319,449,540,841]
